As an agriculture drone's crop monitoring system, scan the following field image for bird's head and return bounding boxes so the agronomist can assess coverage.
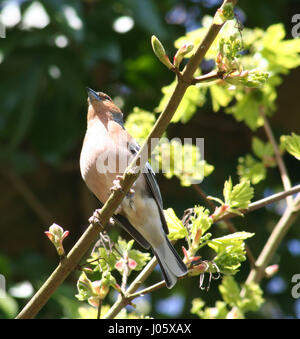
[86,87,123,126]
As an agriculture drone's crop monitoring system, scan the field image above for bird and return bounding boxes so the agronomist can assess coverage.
[80,87,187,289]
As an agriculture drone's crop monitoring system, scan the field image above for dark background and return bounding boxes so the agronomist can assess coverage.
[0,0,300,318]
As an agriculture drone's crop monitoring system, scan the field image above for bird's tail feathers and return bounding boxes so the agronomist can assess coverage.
[153,237,187,289]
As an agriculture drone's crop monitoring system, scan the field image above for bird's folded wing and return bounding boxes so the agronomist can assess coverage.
[113,213,151,249]
[128,141,169,235]
[93,198,151,249]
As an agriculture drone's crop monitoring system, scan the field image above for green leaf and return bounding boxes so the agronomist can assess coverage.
[219,276,241,307]
[155,139,213,186]
[128,249,151,271]
[209,83,234,112]
[190,298,205,317]
[223,178,254,209]
[88,247,119,272]
[191,206,213,238]
[241,282,265,313]
[218,276,264,315]
[0,294,19,319]
[261,24,300,72]
[164,208,188,241]
[225,91,263,131]
[280,133,300,160]
[125,107,156,141]
[237,154,267,185]
[208,232,254,275]
[157,80,207,124]
[75,272,95,301]
[191,298,229,319]
[252,137,274,160]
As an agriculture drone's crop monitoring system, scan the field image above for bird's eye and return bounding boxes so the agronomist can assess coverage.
[104,95,112,101]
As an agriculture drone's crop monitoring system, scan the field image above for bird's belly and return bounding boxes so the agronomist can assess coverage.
[80,143,131,203]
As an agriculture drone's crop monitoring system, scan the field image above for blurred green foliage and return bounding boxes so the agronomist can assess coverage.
[1,0,300,319]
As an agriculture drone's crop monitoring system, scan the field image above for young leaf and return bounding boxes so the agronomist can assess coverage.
[128,250,151,271]
[280,133,300,160]
[125,107,156,141]
[156,79,207,124]
[219,276,264,315]
[218,276,241,307]
[151,35,173,69]
[208,232,254,275]
[241,282,265,313]
[252,137,274,160]
[223,178,254,209]
[237,154,267,185]
[191,206,213,238]
[164,208,188,240]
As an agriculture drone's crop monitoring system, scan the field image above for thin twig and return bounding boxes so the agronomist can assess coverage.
[121,257,129,292]
[218,183,300,222]
[97,299,102,320]
[259,107,293,207]
[191,70,223,84]
[230,193,300,316]
[103,257,159,319]
[245,194,300,285]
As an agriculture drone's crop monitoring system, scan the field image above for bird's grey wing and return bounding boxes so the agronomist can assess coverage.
[128,141,169,235]
[113,213,151,249]
[93,197,151,249]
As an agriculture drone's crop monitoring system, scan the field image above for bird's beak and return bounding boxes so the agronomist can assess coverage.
[86,87,102,102]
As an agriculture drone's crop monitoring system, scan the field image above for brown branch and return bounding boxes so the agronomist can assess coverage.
[232,193,300,313]
[246,198,300,284]
[259,108,293,207]
[103,257,159,319]
[218,183,300,222]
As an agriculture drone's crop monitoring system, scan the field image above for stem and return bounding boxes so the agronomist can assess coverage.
[191,70,222,84]
[127,281,166,300]
[121,257,129,292]
[103,257,158,319]
[245,195,300,285]
[259,108,293,206]
[97,299,102,320]
[218,183,300,221]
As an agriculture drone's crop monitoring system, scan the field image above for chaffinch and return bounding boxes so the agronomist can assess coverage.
[80,88,187,288]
